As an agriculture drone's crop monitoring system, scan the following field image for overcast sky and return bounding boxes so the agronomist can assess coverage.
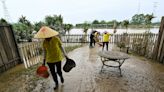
[0,0,163,24]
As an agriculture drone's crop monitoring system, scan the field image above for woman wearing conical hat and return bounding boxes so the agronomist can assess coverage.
[34,26,68,89]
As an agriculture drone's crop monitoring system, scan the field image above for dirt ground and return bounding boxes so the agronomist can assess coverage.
[0,44,164,92]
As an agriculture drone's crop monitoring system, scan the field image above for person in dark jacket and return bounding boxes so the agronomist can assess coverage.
[89,30,97,48]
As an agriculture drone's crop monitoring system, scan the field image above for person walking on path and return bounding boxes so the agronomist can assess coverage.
[94,31,103,46]
[89,30,96,48]
[34,26,68,90]
[102,31,111,51]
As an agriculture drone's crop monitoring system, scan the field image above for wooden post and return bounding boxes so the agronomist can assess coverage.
[0,25,21,72]
[153,16,164,63]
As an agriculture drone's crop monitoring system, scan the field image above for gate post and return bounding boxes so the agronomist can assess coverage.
[153,16,164,63]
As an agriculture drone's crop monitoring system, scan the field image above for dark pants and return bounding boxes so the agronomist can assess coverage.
[102,42,109,51]
[90,38,95,47]
[47,61,63,85]
[90,38,93,47]
[93,39,96,46]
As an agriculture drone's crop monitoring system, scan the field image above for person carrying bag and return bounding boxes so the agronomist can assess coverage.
[34,26,68,90]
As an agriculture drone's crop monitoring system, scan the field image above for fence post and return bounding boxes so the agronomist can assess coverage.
[153,16,164,63]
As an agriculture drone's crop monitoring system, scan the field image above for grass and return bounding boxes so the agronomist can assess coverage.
[65,45,82,52]
[0,64,25,81]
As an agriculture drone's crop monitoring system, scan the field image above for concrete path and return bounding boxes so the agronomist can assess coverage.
[44,44,164,92]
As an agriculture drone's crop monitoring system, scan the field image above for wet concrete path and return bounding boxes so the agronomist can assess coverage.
[44,44,164,92]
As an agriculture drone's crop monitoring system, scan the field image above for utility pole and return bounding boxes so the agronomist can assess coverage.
[153,2,158,16]
[1,0,12,23]
[152,2,158,22]
[137,1,141,14]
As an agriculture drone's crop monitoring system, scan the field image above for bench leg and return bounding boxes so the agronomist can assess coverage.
[118,59,126,77]
[101,65,104,72]
[118,67,122,77]
[100,57,125,77]
[126,47,129,53]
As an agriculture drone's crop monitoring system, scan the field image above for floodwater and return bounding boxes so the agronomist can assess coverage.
[0,44,164,92]
[68,28,159,34]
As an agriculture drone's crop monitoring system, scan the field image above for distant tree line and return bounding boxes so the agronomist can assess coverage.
[0,15,73,43]
[0,13,160,43]
[76,13,159,29]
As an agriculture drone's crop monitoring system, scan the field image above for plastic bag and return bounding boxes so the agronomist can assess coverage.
[36,65,49,78]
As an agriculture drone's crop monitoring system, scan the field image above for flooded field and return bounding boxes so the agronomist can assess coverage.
[69,28,159,34]
[0,44,164,92]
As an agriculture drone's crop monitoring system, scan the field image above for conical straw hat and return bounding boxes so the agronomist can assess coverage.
[34,26,59,38]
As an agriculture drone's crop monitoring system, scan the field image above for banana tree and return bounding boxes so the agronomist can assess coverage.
[63,24,73,42]
[145,14,155,32]
[83,22,89,34]
[122,20,129,33]
[82,22,90,42]
[143,14,155,55]
[113,20,119,33]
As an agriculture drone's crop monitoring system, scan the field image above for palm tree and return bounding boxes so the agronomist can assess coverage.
[92,20,99,24]
[143,14,155,55]
[83,22,89,34]
[45,15,64,33]
[34,21,45,31]
[18,15,33,42]
[55,15,64,33]
[145,14,155,31]
[45,15,55,26]
[0,18,8,25]
[13,23,28,42]
[19,15,28,24]
[56,15,63,25]
[82,22,90,42]
[63,24,73,34]
[122,20,129,33]
[63,24,73,42]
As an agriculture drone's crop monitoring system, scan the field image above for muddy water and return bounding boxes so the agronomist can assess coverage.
[53,45,164,92]
[1,44,164,92]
